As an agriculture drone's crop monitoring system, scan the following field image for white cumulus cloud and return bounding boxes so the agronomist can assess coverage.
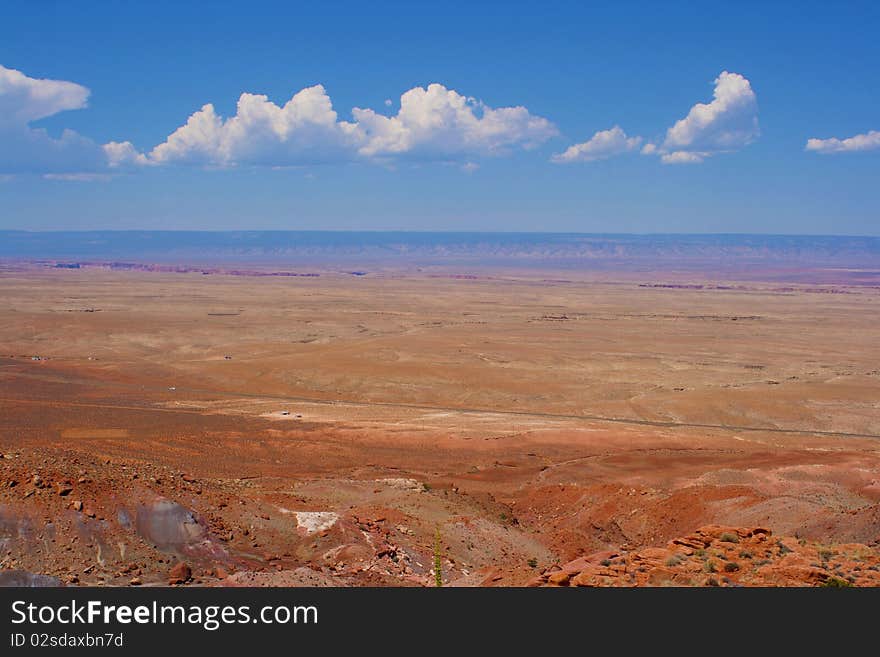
[103,140,149,167]
[352,83,557,160]
[551,125,641,163]
[660,151,706,164]
[805,130,880,154]
[148,85,361,166]
[643,71,759,164]
[0,64,137,175]
[0,64,89,125]
[146,83,557,167]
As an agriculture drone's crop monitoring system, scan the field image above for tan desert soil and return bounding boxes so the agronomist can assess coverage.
[1,266,879,586]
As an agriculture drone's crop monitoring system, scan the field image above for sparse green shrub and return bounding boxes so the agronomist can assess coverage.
[433,527,443,587]
[665,554,685,567]
[777,541,793,555]
[719,533,739,544]
[724,562,740,573]
[820,577,852,588]
[527,558,538,569]
[818,548,835,562]
[739,550,753,559]
[600,559,612,567]
[703,560,717,573]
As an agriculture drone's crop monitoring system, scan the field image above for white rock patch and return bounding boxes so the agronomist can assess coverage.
[294,511,339,534]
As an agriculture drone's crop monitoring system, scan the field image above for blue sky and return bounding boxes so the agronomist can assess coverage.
[1,0,878,234]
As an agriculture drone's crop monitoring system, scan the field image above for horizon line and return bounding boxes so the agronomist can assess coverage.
[2,229,880,240]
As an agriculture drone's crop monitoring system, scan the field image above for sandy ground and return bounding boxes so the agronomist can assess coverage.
[1,266,879,586]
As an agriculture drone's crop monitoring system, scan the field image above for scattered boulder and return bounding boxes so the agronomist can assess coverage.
[168,562,192,585]
[546,571,571,586]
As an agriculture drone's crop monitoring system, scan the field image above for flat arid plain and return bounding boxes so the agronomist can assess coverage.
[3,246,880,586]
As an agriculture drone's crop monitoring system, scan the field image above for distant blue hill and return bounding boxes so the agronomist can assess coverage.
[1,231,879,267]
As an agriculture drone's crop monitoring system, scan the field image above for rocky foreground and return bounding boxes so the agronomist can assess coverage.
[3,441,880,587]
[528,525,880,587]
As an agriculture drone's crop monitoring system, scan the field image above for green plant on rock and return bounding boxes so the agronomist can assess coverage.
[665,554,685,567]
[820,577,852,588]
[433,526,443,587]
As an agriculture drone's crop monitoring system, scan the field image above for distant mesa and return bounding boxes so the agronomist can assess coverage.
[2,232,879,291]
[1,232,878,274]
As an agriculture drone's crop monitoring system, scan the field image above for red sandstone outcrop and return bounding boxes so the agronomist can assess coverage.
[528,525,880,587]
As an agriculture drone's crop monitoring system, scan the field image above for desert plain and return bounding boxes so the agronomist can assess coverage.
[2,262,880,586]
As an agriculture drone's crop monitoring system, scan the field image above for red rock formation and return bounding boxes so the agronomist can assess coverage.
[529,526,880,587]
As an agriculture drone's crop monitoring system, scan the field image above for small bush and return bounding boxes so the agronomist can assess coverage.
[818,548,835,562]
[719,533,739,544]
[665,554,684,567]
[433,527,443,587]
[703,560,717,573]
[724,561,740,573]
[527,558,538,569]
[705,577,719,587]
[600,559,612,567]
[820,577,852,588]
[739,550,753,559]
